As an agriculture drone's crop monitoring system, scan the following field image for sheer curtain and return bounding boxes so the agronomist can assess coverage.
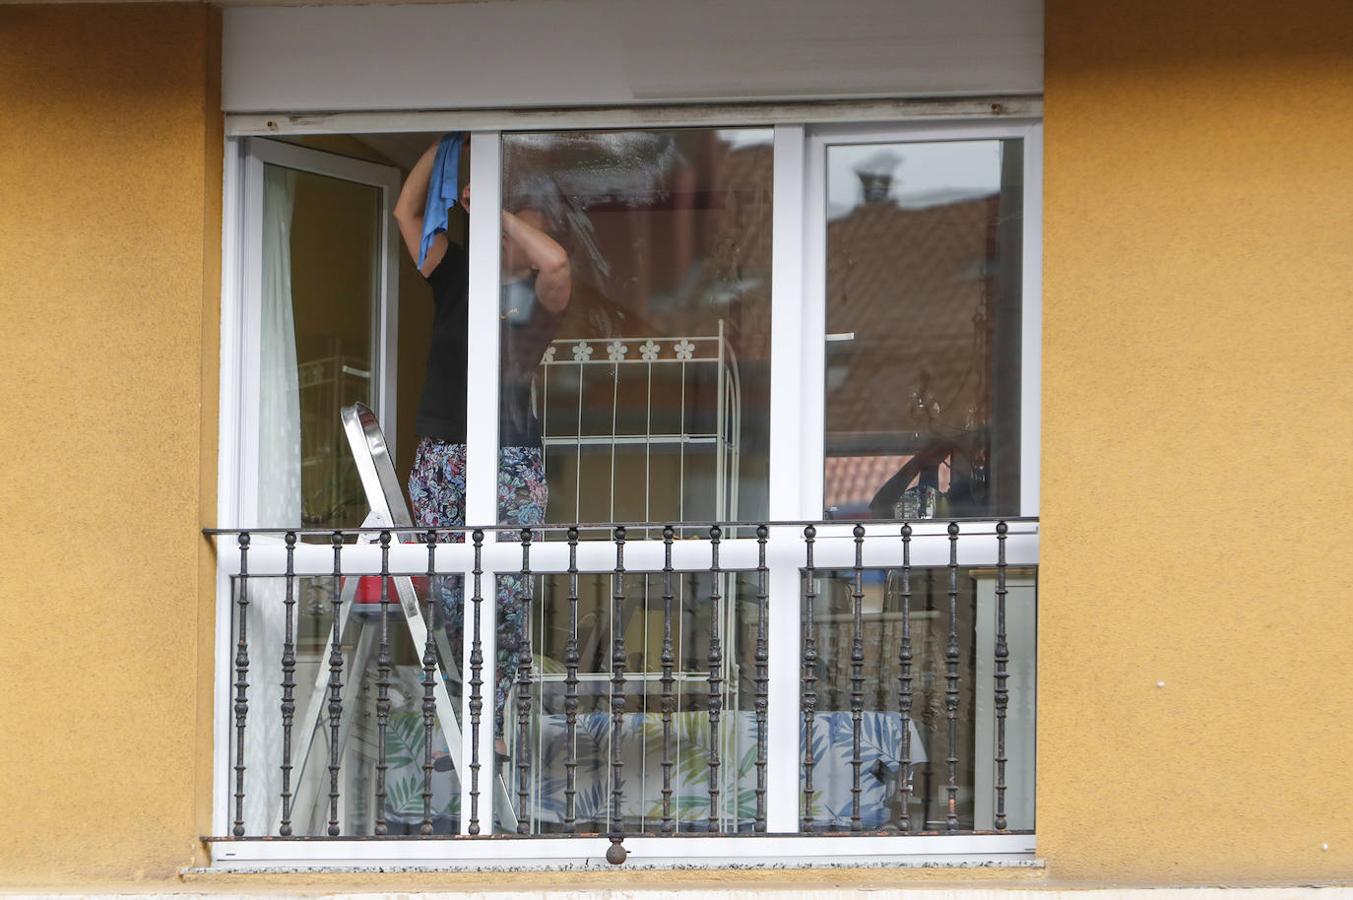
[243,165,299,833]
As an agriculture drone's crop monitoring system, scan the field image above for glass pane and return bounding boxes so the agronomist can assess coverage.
[493,571,759,834]
[800,566,1036,832]
[497,128,773,529]
[257,163,380,532]
[823,140,1023,520]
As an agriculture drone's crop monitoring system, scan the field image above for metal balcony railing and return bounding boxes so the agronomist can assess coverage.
[205,517,1037,864]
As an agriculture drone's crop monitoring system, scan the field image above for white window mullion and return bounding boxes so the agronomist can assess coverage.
[799,133,829,518]
[765,124,807,833]
[462,130,503,833]
[1019,123,1043,518]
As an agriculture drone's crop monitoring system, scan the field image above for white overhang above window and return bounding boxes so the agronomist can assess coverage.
[221,0,1043,117]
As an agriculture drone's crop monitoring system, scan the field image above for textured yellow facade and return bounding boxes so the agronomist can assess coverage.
[1039,0,1353,884]
[0,2,222,887]
[0,0,1351,891]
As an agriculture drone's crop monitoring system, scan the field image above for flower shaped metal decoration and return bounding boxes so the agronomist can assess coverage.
[674,339,695,361]
[639,340,660,361]
[606,340,628,361]
[572,342,594,362]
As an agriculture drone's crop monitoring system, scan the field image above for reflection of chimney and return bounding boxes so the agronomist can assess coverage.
[854,149,902,204]
[857,170,893,203]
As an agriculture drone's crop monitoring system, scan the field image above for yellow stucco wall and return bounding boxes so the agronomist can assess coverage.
[0,2,222,887]
[2,0,1352,891]
[1039,0,1353,884]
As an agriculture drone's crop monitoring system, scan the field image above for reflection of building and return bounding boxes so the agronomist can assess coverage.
[824,174,1021,517]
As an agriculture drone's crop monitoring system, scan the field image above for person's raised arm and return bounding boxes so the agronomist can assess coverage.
[393,140,449,278]
[502,209,571,314]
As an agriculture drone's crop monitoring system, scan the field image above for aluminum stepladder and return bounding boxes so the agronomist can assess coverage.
[284,402,518,833]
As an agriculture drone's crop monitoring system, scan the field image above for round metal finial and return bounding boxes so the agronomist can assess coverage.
[606,839,628,865]
[804,523,816,540]
[756,524,769,541]
[948,521,960,535]
[901,522,913,537]
[996,521,1008,535]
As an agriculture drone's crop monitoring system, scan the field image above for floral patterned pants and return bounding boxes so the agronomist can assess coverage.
[408,438,548,737]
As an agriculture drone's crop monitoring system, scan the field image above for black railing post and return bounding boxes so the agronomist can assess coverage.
[994,521,1010,832]
[849,524,865,831]
[606,526,629,864]
[754,524,769,832]
[660,524,676,833]
[279,531,297,836]
[468,529,485,835]
[945,521,960,832]
[421,528,438,835]
[564,526,580,833]
[374,530,392,835]
[705,525,724,833]
[516,527,534,834]
[232,532,251,837]
[801,524,818,832]
[327,531,344,836]
[898,523,914,832]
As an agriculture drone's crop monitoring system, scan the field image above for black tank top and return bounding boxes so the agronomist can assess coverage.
[414,245,560,447]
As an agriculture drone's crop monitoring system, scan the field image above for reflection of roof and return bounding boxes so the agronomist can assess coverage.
[825,194,1002,449]
[825,454,909,510]
[825,453,954,511]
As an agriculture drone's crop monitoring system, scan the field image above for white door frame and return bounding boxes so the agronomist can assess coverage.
[213,136,403,837]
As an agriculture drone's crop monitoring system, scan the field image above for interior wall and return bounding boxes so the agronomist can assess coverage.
[287,134,443,490]
[1040,0,1353,883]
[0,2,222,886]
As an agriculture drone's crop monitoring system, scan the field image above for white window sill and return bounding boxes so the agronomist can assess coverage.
[201,833,1038,871]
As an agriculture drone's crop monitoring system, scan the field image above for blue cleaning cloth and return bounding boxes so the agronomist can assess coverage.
[419,133,465,270]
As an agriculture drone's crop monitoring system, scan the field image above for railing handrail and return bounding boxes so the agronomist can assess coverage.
[203,515,1040,538]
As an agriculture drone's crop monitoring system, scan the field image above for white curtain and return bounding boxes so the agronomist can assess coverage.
[243,165,300,834]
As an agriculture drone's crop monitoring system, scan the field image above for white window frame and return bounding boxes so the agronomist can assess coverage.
[213,109,1041,867]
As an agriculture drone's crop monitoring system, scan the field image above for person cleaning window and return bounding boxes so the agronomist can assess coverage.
[393,133,572,759]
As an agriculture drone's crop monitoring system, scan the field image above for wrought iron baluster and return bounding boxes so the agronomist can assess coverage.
[516,528,534,834]
[232,532,251,837]
[607,526,628,864]
[660,524,676,833]
[994,521,1010,832]
[801,524,818,832]
[706,525,723,832]
[898,523,914,832]
[374,530,392,835]
[279,531,297,836]
[467,529,485,834]
[421,529,438,835]
[564,526,580,833]
[945,521,960,832]
[327,531,344,836]
[850,524,865,831]
[754,524,769,832]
